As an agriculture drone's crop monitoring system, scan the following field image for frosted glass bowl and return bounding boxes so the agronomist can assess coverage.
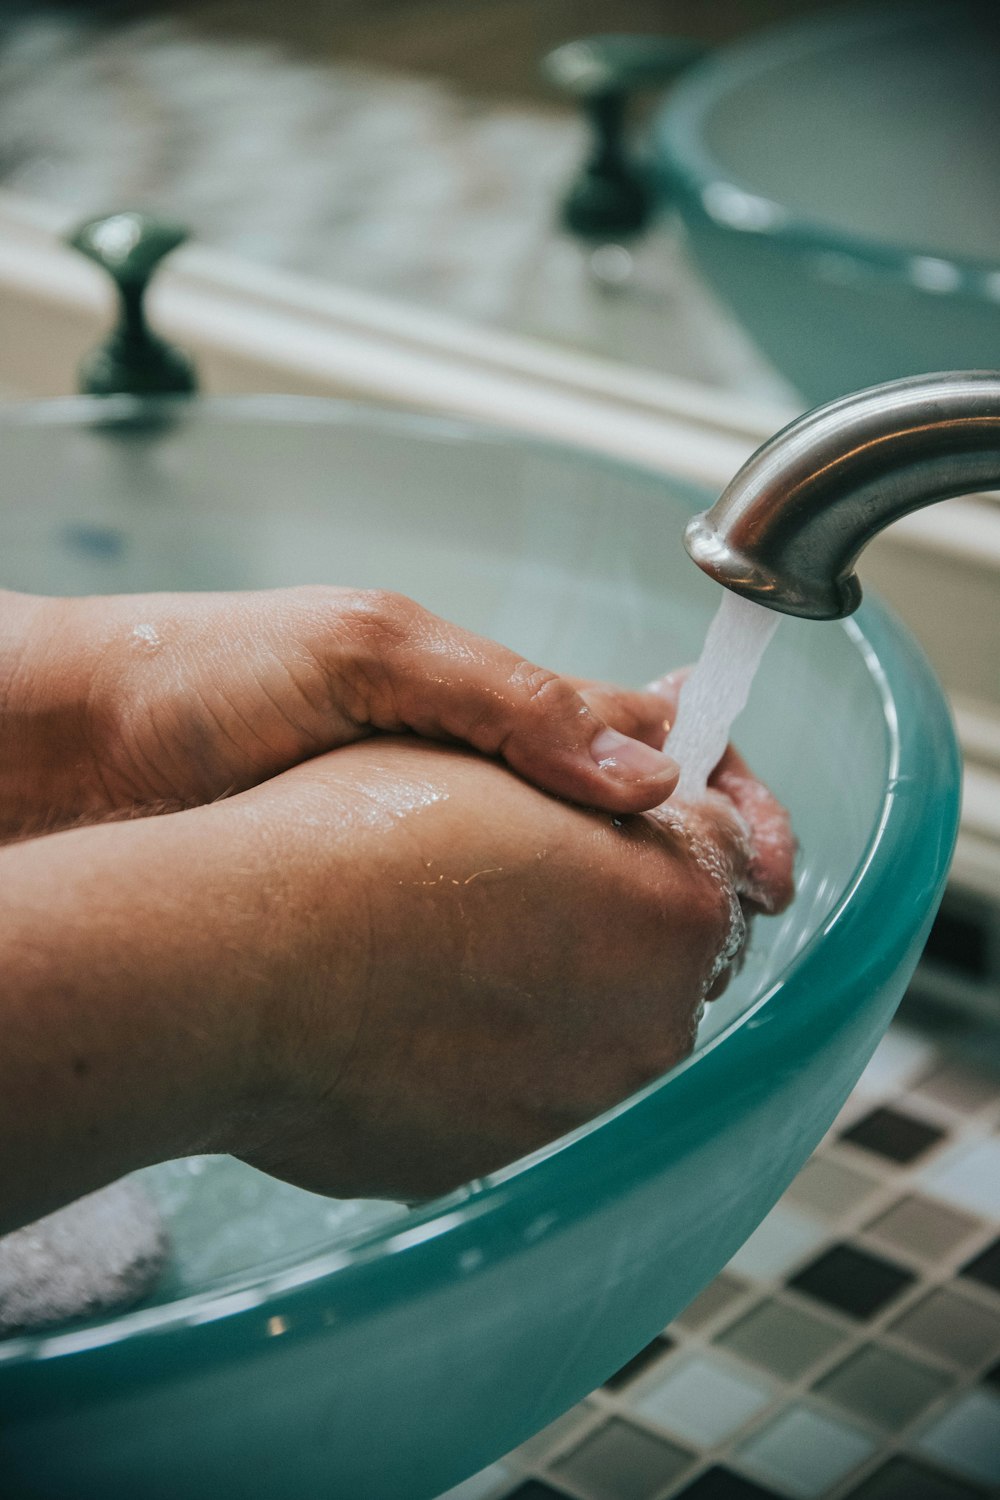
[652,1,1000,404]
[0,398,958,1499]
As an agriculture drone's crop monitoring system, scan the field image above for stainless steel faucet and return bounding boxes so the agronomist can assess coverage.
[684,371,1000,619]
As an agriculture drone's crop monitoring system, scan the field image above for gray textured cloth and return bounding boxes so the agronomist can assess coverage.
[0,1180,168,1336]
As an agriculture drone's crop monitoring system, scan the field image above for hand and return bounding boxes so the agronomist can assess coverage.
[1,586,680,840]
[232,732,795,1202]
[0,717,793,1228]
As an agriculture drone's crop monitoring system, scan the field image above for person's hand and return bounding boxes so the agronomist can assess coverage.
[229,731,795,1202]
[647,668,796,998]
[1,586,680,841]
[0,710,794,1228]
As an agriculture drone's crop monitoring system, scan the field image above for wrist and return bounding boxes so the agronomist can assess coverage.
[211,765,379,1175]
[0,590,109,841]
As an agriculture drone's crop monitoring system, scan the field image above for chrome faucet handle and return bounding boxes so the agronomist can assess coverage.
[542,35,707,239]
[67,211,198,397]
[684,371,1000,620]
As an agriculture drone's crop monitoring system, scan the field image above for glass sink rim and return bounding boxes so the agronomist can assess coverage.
[653,0,1000,287]
[0,392,959,1367]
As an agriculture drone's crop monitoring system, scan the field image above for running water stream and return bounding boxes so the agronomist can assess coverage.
[665,590,782,799]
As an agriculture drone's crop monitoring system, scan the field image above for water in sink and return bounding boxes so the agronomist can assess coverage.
[133,1157,406,1303]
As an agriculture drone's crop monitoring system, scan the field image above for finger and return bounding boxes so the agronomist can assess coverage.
[705,904,756,1001]
[710,745,796,915]
[643,667,692,729]
[648,791,753,995]
[573,681,674,751]
[347,594,681,813]
[647,788,755,890]
[644,664,795,913]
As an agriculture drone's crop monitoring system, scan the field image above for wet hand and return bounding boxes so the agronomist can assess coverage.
[0,694,793,1225]
[233,733,795,1203]
[6,586,680,837]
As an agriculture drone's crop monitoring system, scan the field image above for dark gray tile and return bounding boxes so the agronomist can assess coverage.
[841,1108,945,1165]
[603,1335,674,1391]
[674,1468,788,1500]
[508,1485,573,1500]
[961,1236,1000,1295]
[788,1244,915,1320]
[843,1454,989,1499]
[507,1484,573,1500]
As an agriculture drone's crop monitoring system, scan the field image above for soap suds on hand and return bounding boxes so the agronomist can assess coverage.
[0,1180,168,1337]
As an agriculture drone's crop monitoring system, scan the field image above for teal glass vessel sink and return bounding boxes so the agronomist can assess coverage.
[0,397,959,1499]
[652,1,1000,404]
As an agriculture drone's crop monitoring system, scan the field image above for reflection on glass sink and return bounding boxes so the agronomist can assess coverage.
[0,396,958,1500]
[138,1158,406,1305]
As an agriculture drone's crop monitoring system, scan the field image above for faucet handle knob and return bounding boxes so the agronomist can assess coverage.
[542,35,707,239]
[66,211,198,397]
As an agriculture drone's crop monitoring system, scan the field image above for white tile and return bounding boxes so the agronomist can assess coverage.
[853,1026,937,1100]
[737,1405,876,1499]
[920,1137,1000,1217]
[631,1352,774,1447]
[728,1203,828,1280]
[915,1388,1000,1488]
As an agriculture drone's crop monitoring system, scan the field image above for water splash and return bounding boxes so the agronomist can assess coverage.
[665,590,782,799]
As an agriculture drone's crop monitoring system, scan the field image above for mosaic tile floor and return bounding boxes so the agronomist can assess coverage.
[440,1009,1000,1500]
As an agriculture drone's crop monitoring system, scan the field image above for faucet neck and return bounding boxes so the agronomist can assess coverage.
[685,371,1000,619]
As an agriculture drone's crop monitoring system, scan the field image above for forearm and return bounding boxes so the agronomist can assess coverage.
[0,791,358,1234]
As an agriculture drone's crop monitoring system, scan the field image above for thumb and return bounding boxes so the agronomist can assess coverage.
[347,597,681,813]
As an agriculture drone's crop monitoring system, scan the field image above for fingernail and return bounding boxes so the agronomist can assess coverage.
[590,728,679,780]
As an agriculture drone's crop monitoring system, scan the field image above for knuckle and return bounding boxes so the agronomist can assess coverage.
[507,661,578,718]
[346,589,424,660]
[335,591,424,723]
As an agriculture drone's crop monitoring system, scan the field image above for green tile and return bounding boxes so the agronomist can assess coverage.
[673,1272,750,1333]
[916,1387,1000,1488]
[736,1404,875,1498]
[716,1298,847,1381]
[913,1060,1000,1114]
[815,1343,951,1429]
[890,1287,1000,1367]
[864,1195,983,1264]
[550,1417,693,1500]
[786,1155,883,1220]
[514,1402,597,1466]
[630,1353,774,1447]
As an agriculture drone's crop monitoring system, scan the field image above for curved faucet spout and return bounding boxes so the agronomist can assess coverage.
[684,371,1000,619]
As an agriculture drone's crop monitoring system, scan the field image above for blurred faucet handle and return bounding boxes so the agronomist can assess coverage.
[542,35,707,240]
[66,211,198,397]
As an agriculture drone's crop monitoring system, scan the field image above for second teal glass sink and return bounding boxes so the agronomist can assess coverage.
[652,1,1000,403]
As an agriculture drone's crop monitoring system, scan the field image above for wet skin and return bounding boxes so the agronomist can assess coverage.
[0,587,794,1228]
